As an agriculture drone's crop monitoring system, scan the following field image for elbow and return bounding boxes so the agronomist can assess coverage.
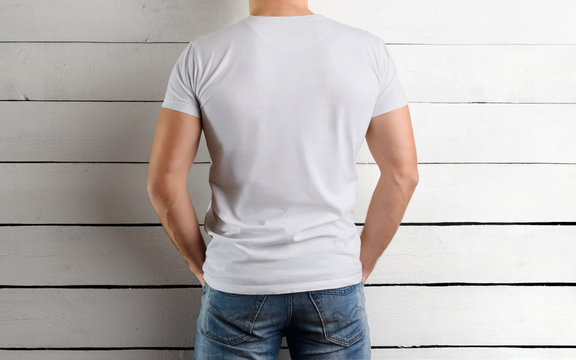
[388,165,419,189]
[147,180,165,201]
[409,168,419,187]
[147,175,184,199]
[147,180,163,198]
[402,169,419,190]
[147,173,162,197]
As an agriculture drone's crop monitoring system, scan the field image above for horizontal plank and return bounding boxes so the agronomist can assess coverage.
[362,0,576,44]
[0,43,180,101]
[0,163,574,223]
[2,348,576,360]
[1,44,575,102]
[0,0,243,43]
[394,45,576,103]
[0,163,208,224]
[2,102,576,163]
[0,102,170,163]
[0,0,574,44]
[1,225,575,285]
[1,287,575,347]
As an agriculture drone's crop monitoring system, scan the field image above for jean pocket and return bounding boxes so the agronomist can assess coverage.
[200,285,268,345]
[309,282,367,347]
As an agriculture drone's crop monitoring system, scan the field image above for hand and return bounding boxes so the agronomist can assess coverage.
[196,272,206,287]
[186,260,206,287]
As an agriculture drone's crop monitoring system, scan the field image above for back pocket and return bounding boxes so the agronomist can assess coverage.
[200,285,268,345]
[309,282,367,347]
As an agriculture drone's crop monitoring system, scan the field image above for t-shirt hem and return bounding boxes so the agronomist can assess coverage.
[161,99,201,118]
[203,273,364,295]
[372,97,409,118]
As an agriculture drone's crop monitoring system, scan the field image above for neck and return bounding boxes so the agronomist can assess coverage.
[249,0,313,16]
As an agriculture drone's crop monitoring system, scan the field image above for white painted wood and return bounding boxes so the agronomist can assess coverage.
[367,286,576,346]
[0,163,208,224]
[1,0,574,358]
[374,103,576,164]
[365,348,576,360]
[1,44,575,103]
[1,225,575,286]
[0,0,245,42]
[2,163,573,223]
[361,0,576,44]
[1,287,575,347]
[1,0,574,44]
[0,102,211,163]
[390,163,576,222]
[2,348,576,360]
[375,225,576,283]
[0,288,200,347]
[2,102,576,163]
[0,43,181,101]
[391,44,576,103]
[0,352,195,360]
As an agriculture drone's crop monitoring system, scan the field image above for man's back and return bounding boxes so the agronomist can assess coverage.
[161,13,408,295]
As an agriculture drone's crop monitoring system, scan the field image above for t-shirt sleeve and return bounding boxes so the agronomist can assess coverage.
[161,41,202,118]
[372,39,409,118]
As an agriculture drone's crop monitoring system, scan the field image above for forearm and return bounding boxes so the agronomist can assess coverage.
[360,170,418,278]
[147,181,206,283]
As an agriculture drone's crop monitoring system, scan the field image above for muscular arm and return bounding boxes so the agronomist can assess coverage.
[360,104,419,283]
[147,108,206,286]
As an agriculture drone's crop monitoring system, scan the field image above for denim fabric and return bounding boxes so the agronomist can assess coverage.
[193,281,371,359]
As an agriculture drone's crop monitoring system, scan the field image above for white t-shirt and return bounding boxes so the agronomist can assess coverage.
[161,13,408,295]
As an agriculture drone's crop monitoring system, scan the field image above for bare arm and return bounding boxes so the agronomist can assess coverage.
[147,108,206,286]
[360,104,419,283]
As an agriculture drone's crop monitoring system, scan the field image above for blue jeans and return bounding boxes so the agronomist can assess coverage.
[193,281,371,359]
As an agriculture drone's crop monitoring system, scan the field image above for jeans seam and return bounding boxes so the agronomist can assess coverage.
[308,286,367,347]
[201,292,268,346]
[286,293,293,329]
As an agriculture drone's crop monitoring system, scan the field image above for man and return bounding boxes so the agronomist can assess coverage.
[147,0,418,358]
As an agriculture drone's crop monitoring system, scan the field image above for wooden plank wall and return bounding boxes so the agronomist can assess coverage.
[1,0,575,359]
